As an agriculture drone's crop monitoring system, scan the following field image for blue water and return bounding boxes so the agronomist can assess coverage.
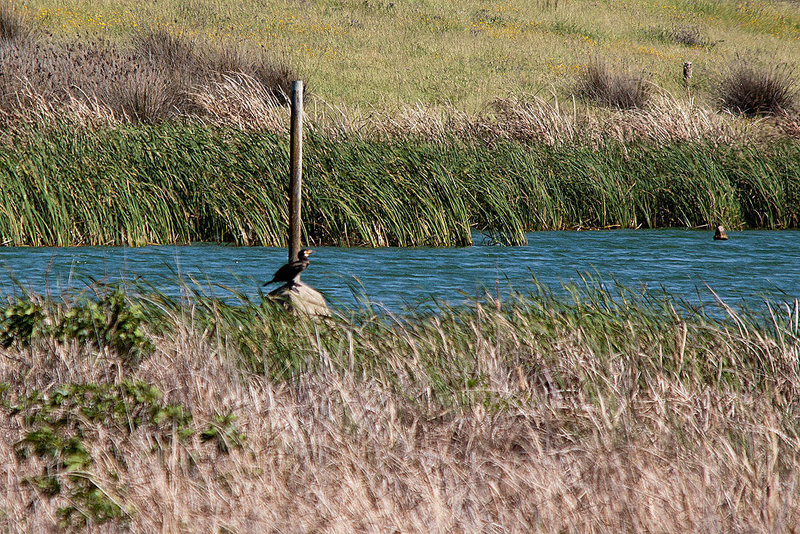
[0,230,797,312]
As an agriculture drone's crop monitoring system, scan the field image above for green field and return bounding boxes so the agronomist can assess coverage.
[18,0,800,109]
[0,1,797,244]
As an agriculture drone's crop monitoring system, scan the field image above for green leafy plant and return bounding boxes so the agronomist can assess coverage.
[56,288,154,363]
[0,299,45,348]
[7,381,200,528]
[201,413,246,453]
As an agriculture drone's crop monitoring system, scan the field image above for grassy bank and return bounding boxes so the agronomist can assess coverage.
[0,284,798,530]
[0,122,798,247]
[18,0,800,109]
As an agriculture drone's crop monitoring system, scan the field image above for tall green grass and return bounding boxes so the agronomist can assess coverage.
[0,122,798,247]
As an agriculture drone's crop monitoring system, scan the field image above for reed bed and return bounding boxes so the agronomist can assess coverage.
[0,283,799,531]
[0,122,798,247]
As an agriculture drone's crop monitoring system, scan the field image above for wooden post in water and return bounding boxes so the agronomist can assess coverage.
[270,79,328,316]
[288,80,303,263]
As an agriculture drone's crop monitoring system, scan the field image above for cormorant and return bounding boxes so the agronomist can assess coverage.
[264,249,314,287]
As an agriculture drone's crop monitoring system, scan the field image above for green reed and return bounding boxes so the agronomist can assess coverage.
[0,121,798,247]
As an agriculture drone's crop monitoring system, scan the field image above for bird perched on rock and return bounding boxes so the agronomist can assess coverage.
[264,249,314,287]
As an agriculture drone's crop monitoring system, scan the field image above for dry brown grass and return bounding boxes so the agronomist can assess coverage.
[301,93,758,146]
[1,292,799,532]
[576,60,652,110]
[718,60,798,117]
[0,3,791,144]
[0,21,295,125]
[0,0,32,43]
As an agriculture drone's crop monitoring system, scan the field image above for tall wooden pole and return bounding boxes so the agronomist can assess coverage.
[289,80,303,263]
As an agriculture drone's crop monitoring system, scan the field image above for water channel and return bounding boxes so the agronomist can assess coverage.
[0,230,797,313]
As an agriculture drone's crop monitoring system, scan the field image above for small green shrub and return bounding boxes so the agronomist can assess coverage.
[0,299,45,349]
[201,413,246,453]
[56,288,154,362]
[7,381,201,528]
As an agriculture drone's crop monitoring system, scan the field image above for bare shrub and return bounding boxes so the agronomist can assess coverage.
[652,24,713,48]
[134,27,197,70]
[0,0,31,43]
[108,70,184,123]
[135,27,295,104]
[0,26,298,123]
[718,60,797,116]
[576,59,651,109]
[205,43,295,103]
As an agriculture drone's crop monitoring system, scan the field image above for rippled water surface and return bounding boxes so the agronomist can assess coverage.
[0,230,798,312]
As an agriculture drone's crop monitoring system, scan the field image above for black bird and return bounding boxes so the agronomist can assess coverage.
[264,249,314,287]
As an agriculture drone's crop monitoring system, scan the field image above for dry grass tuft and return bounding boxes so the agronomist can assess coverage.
[0,21,297,124]
[718,60,797,117]
[0,1,31,43]
[192,73,288,131]
[325,93,744,146]
[576,59,651,110]
[777,110,800,139]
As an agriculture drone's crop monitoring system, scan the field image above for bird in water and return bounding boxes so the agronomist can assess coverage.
[714,224,728,241]
[264,249,314,287]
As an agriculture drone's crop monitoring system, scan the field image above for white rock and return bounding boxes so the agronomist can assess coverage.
[268,281,330,317]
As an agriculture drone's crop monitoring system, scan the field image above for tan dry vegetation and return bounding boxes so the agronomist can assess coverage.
[2,294,800,532]
[1,1,797,141]
[223,91,779,145]
[7,72,794,145]
[18,0,800,109]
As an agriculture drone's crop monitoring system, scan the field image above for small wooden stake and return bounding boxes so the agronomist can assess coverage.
[683,61,693,99]
[289,80,303,263]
